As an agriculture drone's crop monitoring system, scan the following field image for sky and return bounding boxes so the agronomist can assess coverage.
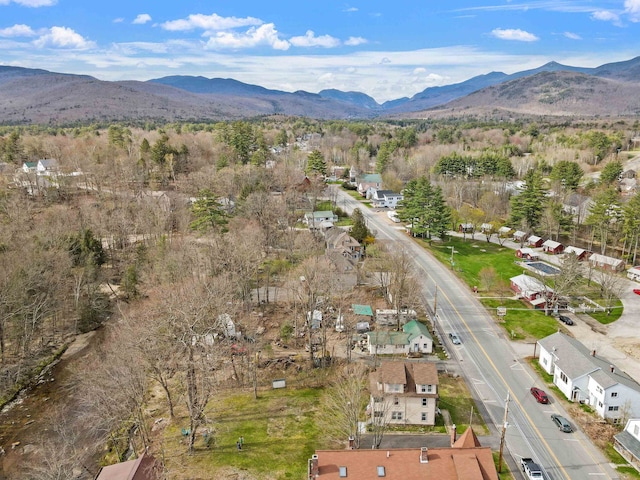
[1,1,640,103]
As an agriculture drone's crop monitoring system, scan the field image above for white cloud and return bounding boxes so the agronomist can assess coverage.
[0,24,36,37]
[343,7,358,12]
[413,67,427,75]
[625,0,640,22]
[591,10,621,23]
[33,26,94,49]
[1,0,57,6]
[113,18,124,24]
[563,31,582,40]
[380,57,391,64]
[289,30,340,48]
[491,28,539,42]
[318,72,335,83]
[345,36,367,46]
[161,13,262,32]
[204,23,290,50]
[133,14,152,25]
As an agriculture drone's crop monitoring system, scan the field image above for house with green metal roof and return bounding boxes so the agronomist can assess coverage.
[365,320,433,355]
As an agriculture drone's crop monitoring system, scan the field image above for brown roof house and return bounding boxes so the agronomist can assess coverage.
[307,426,498,480]
[368,361,439,426]
[95,453,162,480]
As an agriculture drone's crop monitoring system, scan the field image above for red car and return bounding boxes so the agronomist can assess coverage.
[634,289,640,296]
[530,387,549,404]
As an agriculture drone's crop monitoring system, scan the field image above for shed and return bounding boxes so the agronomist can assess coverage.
[480,223,493,233]
[95,454,161,480]
[458,223,474,233]
[516,248,539,261]
[564,246,588,261]
[542,239,564,254]
[527,235,544,248]
[589,253,625,272]
[513,230,527,242]
[498,226,512,236]
[352,304,373,317]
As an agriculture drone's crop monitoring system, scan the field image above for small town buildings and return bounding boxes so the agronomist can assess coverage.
[369,361,439,426]
[564,246,589,261]
[95,453,161,480]
[614,419,640,472]
[371,189,404,209]
[510,274,552,309]
[37,158,59,172]
[542,239,564,255]
[562,193,594,224]
[498,226,512,236]
[480,223,493,233]
[458,223,474,233]
[588,253,625,272]
[516,247,539,261]
[537,332,640,422]
[307,427,499,479]
[527,235,544,248]
[303,211,338,229]
[365,320,433,355]
[356,173,383,197]
[325,228,362,262]
[513,230,527,243]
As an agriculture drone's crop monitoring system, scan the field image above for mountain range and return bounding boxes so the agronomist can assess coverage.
[1,56,640,124]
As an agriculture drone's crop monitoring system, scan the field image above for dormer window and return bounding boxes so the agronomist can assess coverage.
[377,466,386,477]
[339,466,347,477]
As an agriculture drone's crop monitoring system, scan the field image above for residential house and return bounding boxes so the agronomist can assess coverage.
[325,228,362,261]
[365,320,433,355]
[510,274,552,309]
[516,248,539,261]
[480,223,493,234]
[356,173,383,197]
[537,332,640,421]
[562,193,594,224]
[369,361,439,426]
[36,158,59,173]
[498,226,512,236]
[307,427,499,479]
[589,253,625,272]
[303,211,338,229]
[512,230,527,244]
[527,235,544,248]
[95,453,162,480]
[564,246,589,261]
[458,223,474,234]
[614,419,640,472]
[542,239,564,255]
[371,189,404,208]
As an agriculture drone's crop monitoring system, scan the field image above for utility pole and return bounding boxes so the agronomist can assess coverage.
[498,391,510,473]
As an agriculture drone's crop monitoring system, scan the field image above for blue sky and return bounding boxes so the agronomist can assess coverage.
[1,1,640,102]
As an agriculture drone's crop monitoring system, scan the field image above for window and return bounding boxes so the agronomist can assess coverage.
[422,398,427,406]
[614,418,621,424]
[596,386,603,394]
[339,466,347,477]
[377,466,386,477]
[420,385,427,393]
[559,372,568,383]
[599,401,603,408]
[421,413,427,421]
[611,392,618,398]
[391,411,403,420]
[543,358,548,366]
[634,425,639,436]
[423,343,428,349]
[393,396,399,405]
[427,385,433,393]
[608,406,619,411]
[374,411,383,418]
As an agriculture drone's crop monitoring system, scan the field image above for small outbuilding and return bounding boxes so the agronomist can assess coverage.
[564,246,589,261]
[516,247,539,261]
[527,235,544,248]
[589,253,625,272]
[542,239,564,255]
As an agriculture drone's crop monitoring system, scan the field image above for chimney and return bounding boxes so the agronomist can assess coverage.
[420,447,429,463]
[450,424,457,446]
[610,365,615,373]
[386,451,390,458]
[592,349,596,357]
[308,454,319,478]
[348,436,355,449]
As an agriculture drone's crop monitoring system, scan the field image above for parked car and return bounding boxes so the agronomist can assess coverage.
[558,315,574,325]
[448,332,461,345]
[530,387,549,404]
[551,414,573,432]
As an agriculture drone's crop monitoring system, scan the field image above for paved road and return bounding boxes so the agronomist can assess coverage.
[334,186,619,480]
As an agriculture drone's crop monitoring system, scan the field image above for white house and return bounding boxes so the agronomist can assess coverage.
[365,320,433,355]
[370,189,404,208]
[303,211,338,229]
[37,158,59,172]
[614,419,640,472]
[368,361,439,426]
[356,173,382,197]
[538,332,640,422]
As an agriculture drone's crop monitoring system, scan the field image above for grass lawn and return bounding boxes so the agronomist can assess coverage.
[438,374,489,435]
[162,387,323,480]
